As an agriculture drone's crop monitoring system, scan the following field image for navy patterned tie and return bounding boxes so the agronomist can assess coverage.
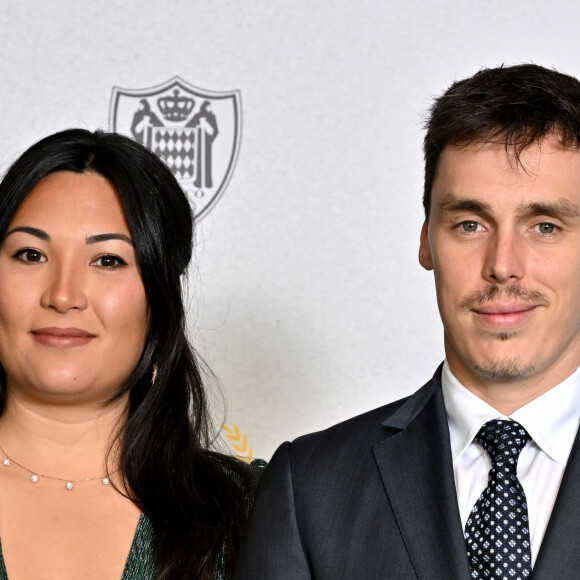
[464,419,532,579]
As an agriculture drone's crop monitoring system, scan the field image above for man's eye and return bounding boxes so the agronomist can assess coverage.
[460,221,480,232]
[14,249,46,263]
[93,255,127,269]
[537,223,556,234]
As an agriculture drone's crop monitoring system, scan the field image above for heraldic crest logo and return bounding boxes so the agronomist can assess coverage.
[109,76,241,220]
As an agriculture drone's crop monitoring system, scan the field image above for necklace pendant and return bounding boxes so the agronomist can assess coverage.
[30,474,39,483]
[2,458,10,466]
[65,481,74,490]
[102,477,110,485]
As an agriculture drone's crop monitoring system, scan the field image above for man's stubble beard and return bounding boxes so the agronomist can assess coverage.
[471,357,536,382]
[456,330,537,382]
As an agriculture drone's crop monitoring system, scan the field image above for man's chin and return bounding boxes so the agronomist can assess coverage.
[471,358,536,383]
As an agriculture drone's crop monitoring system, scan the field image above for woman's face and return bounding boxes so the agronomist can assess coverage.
[0,171,149,406]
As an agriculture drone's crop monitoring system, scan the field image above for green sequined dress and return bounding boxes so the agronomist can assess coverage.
[0,458,266,579]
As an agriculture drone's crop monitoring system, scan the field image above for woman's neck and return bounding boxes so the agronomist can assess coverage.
[0,393,128,481]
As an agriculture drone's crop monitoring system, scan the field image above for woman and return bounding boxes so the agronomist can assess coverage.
[0,129,263,579]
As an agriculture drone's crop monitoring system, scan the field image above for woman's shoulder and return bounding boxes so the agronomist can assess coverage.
[210,453,267,503]
[224,457,267,477]
[210,454,267,525]
[208,455,267,579]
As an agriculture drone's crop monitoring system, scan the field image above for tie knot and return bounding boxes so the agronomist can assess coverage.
[475,419,531,465]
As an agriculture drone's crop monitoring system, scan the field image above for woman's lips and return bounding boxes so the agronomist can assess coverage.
[31,327,96,348]
[472,303,539,329]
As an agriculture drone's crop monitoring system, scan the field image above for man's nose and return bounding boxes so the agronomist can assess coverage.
[482,230,526,284]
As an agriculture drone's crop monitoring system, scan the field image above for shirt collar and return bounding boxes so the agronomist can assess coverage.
[441,360,580,465]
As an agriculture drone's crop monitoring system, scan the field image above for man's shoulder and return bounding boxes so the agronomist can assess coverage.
[285,370,442,469]
[293,396,407,450]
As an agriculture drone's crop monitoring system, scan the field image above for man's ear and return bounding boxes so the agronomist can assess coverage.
[418,221,433,271]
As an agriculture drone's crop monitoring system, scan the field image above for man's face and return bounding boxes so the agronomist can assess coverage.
[419,137,580,399]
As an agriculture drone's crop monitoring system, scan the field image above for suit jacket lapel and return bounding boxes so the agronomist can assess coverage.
[372,372,471,580]
[530,425,580,579]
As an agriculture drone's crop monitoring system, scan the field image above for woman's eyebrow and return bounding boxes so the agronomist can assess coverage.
[85,233,133,245]
[4,226,50,241]
[3,228,133,246]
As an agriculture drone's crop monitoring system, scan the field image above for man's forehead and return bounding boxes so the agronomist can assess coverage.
[438,137,580,183]
[440,135,580,168]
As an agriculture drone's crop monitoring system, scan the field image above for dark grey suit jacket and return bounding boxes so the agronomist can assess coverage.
[234,367,580,579]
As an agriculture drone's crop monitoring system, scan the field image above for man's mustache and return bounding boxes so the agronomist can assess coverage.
[459,284,550,310]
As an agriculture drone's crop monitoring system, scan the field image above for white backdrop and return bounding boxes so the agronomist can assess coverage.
[1,0,579,460]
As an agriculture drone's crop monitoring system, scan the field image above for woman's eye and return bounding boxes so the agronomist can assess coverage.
[460,221,480,232]
[93,255,127,269]
[537,223,557,234]
[14,249,46,263]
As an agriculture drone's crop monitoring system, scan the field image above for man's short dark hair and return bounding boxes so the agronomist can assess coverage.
[423,63,580,218]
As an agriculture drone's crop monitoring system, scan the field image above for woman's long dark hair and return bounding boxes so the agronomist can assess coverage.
[0,129,258,579]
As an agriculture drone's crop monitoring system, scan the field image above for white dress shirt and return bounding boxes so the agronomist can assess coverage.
[441,361,580,565]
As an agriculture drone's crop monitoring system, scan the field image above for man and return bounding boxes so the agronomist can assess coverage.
[234,64,580,579]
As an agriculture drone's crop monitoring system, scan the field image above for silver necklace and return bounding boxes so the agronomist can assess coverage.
[0,443,112,491]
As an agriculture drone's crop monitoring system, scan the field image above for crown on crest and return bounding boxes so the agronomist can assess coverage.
[157,89,195,121]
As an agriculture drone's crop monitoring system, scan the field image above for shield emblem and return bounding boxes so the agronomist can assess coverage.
[109,76,241,221]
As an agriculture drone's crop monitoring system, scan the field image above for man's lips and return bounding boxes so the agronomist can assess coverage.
[31,327,96,347]
[472,303,540,328]
[473,302,538,315]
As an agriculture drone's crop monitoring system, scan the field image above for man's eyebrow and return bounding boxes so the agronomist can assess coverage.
[515,200,580,219]
[438,194,580,220]
[438,193,493,214]
[4,226,50,241]
[85,233,133,245]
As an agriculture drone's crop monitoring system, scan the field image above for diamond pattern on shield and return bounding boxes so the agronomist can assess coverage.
[153,127,196,181]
